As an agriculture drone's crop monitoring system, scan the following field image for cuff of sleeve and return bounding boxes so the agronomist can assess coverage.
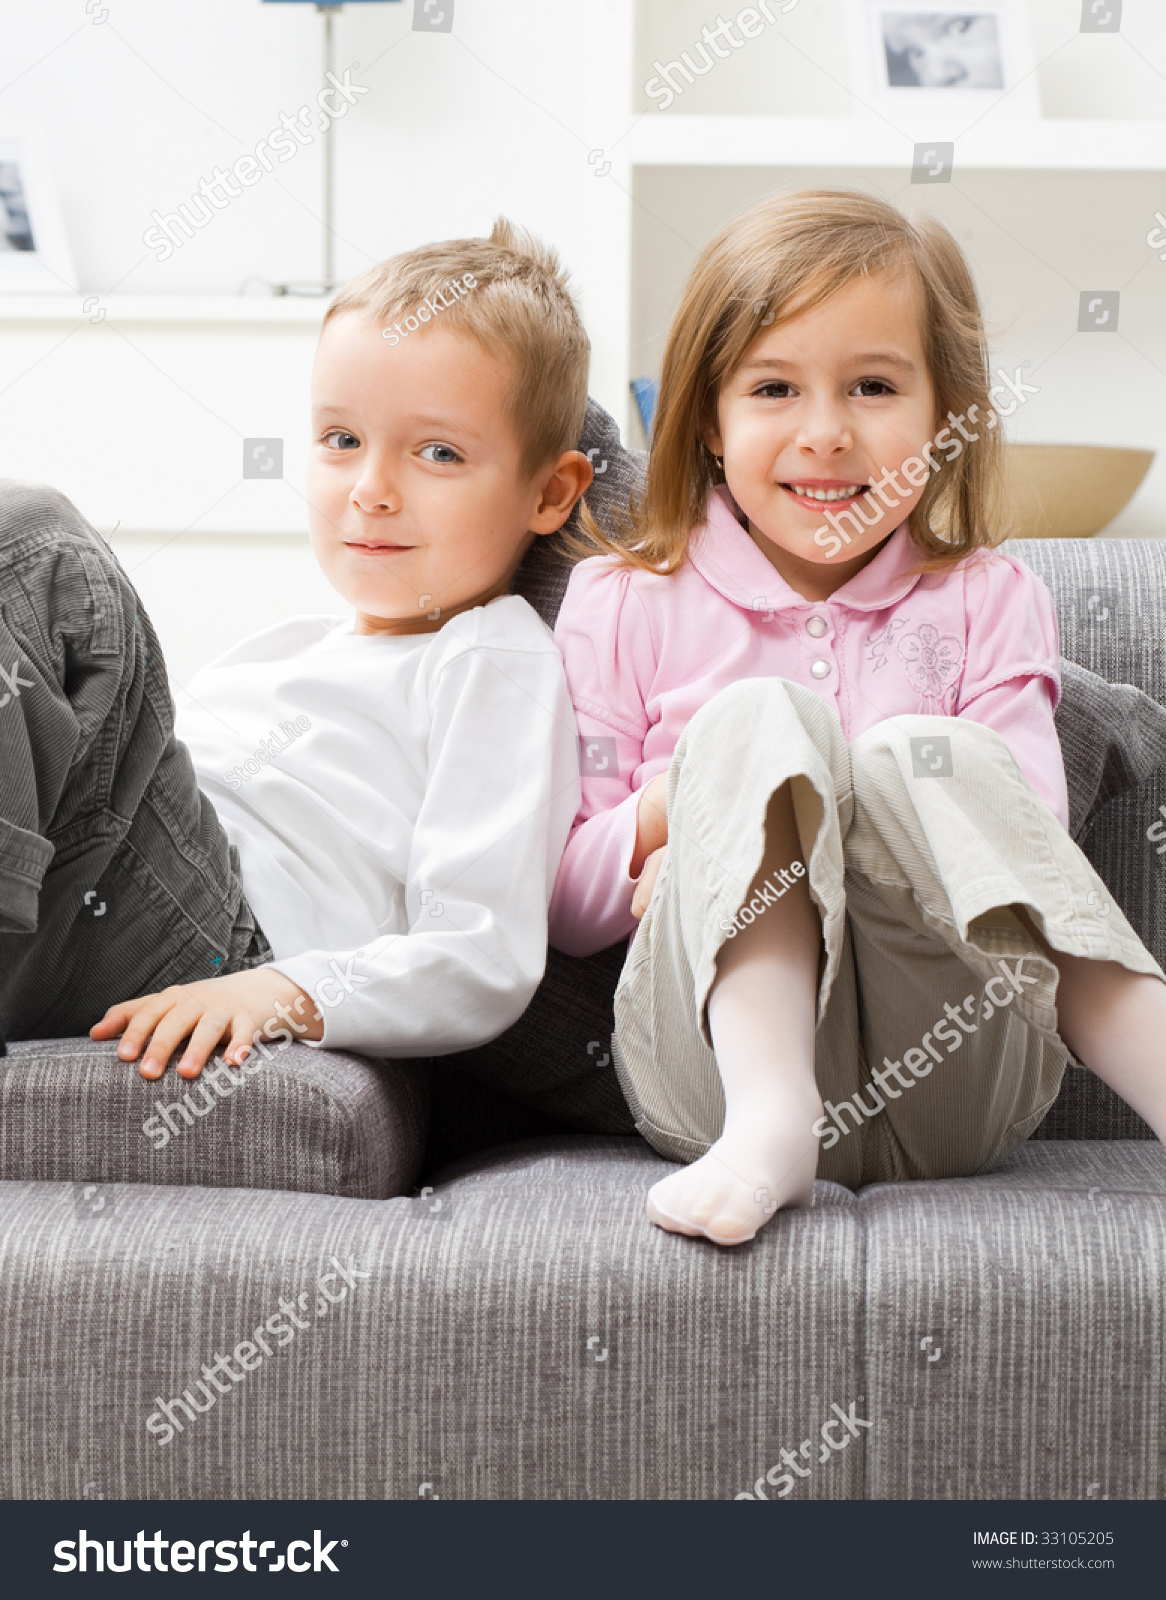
[261,954,364,1051]
[0,819,54,934]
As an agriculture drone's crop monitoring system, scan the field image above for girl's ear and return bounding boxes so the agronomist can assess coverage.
[700,421,724,457]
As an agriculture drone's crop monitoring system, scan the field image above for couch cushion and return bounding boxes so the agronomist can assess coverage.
[0,1140,865,1500]
[860,1139,1166,1499]
[0,1038,428,1199]
[1009,540,1166,981]
[1007,537,1166,698]
[1029,1063,1153,1142]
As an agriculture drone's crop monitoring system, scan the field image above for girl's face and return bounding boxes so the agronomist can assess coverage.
[703,269,939,600]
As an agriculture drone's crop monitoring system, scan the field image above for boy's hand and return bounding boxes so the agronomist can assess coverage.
[89,969,323,1081]
[632,846,667,920]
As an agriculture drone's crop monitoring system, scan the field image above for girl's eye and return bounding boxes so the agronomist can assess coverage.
[419,443,463,465]
[852,379,897,398]
[322,430,360,451]
[752,381,796,400]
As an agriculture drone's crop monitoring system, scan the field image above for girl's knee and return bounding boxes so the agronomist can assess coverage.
[850,713,995,794]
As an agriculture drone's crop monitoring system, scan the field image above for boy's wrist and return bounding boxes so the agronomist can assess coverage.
[261,967,325,1042]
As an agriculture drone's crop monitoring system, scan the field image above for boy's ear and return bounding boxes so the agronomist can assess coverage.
[529,449,595,537]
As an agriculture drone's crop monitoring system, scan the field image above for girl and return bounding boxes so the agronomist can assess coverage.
[548,189,1166,1247]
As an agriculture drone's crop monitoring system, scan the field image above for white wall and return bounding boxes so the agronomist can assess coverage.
[2,0,1166,685]
[4,0,601,302]
[0,0,629,683]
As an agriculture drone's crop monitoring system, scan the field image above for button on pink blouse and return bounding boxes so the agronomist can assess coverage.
[548,484,1068,957]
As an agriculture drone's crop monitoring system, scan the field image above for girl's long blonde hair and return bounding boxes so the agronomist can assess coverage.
[572,189,1005,576]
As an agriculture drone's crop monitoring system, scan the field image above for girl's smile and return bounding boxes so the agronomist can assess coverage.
[780,479,872,513]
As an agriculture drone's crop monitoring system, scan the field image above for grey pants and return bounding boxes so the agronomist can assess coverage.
[0,481,271,1048]
[612,677,1166,1191]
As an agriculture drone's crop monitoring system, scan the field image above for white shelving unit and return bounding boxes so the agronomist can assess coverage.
[627,116,1166,172]
[0,295,328,324]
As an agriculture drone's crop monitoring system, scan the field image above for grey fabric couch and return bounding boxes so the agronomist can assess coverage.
[2,404,1165,1501]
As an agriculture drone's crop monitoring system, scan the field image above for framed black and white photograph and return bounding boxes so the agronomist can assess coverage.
[0,130,76,291]
[880,9,1004,87]
[0,159,34,252]
[847,1,1039,124]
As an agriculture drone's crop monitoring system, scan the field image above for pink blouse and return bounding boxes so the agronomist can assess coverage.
[549,483,1067,956]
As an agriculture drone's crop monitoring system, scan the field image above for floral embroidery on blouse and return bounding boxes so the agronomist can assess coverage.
[895,621,964,709]
[865,618,907,671]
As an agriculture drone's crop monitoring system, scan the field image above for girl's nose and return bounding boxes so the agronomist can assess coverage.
[795,398,854,457]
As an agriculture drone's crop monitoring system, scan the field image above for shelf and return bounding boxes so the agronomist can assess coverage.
[0,295,330,324]
[627,116,1166,172]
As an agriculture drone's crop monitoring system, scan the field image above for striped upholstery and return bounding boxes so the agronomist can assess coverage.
[5,1133,1160,1499]
[0,1142,864,1500]
[0,1038,429,1199]
[862,1139,1166,1499]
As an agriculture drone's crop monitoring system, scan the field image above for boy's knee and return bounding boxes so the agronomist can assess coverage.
[0,479,101,554]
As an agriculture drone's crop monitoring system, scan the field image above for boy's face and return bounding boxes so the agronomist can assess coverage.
[308,312,590,635]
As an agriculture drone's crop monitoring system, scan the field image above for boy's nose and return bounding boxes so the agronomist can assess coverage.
[349,476,401,515]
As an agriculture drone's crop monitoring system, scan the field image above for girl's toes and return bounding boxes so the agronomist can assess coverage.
[646,1187,702,1237]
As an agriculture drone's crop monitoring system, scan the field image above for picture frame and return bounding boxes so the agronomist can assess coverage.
[845,1,1040,130]
[0,127,77,293]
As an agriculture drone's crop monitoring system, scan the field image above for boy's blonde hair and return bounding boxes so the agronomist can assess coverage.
[325,218,590,480]
[575,189,1004,575]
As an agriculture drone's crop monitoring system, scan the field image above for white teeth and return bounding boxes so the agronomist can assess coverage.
[790,484,865,502]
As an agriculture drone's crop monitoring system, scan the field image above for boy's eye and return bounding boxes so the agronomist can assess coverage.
[418,443,463,465]
[322,429,360,451]
[752,381,796,400]
[852,379,897,398]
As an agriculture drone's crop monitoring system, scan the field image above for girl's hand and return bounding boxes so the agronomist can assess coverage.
[632,846,667,920]
[89,969,323,1081]
[631,773,669,878]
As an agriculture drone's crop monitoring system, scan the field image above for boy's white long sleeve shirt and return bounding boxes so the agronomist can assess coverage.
[174,596,581,1056]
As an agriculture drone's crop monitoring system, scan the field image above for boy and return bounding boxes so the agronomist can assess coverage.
[0,220,592,1081]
